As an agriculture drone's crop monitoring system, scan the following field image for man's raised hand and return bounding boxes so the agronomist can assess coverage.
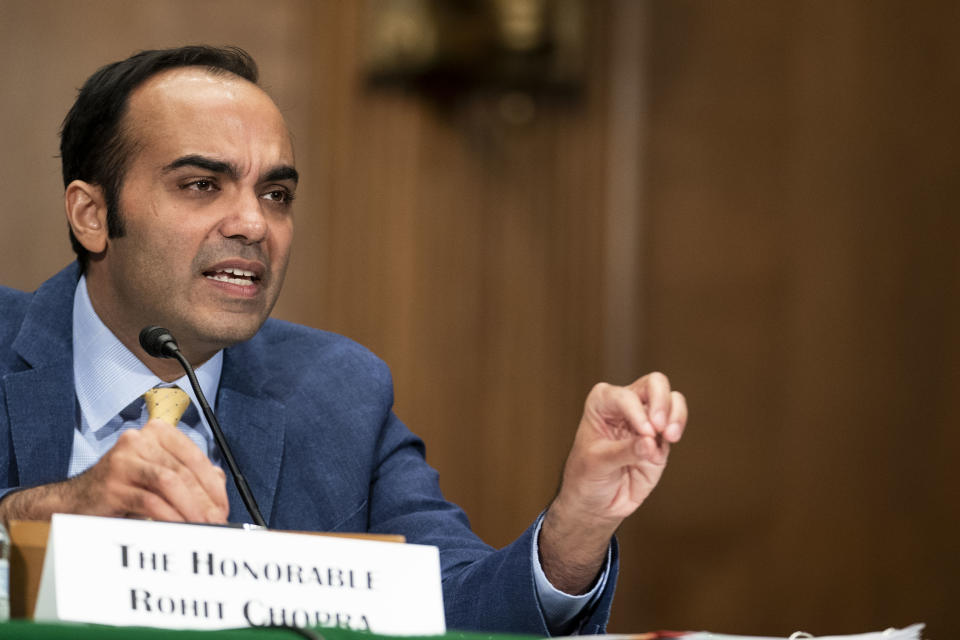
[539,372,687,594]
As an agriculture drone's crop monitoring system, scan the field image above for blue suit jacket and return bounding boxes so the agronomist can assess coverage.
[0,263,618,634]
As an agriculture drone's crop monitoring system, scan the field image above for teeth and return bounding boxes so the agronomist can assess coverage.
[222,267,255,277]
[206,268,257,287]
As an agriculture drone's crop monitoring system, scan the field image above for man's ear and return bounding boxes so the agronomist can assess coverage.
[65,180,109,255]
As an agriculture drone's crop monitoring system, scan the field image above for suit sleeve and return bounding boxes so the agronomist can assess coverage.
[366,411,618,635]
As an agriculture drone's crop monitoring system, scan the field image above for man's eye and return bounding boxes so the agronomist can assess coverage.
[181,179,217,192]
[263,189,294,204]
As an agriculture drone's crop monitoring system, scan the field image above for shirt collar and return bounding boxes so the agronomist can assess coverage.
[73,275,223,434]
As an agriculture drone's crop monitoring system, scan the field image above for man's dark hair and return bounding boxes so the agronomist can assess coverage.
[60,45,259,266]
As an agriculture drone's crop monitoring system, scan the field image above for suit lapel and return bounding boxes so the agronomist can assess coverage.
[217,348,286,526]
[4,263,288,524]
[5,264,81,486]
[5,366,75,486]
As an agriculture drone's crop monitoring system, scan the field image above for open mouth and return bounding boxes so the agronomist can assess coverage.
[203,267,259,287]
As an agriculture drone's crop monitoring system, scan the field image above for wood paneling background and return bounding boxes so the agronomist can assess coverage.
[629,2,959,636]
[1,1,956,637]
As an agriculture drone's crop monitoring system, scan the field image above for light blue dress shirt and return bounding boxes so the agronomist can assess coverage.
[68,276,222,477]
[68,275,606,632]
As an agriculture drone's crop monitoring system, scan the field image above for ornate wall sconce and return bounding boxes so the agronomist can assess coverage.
[364,0,585,118]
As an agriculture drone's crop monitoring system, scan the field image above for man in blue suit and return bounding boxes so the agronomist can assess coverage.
[0,47,687,634]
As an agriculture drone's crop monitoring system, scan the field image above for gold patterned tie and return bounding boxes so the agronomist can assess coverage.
[142,387,191,426]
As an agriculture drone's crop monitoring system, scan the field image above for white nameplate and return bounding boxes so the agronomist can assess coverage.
[35,514,445,634]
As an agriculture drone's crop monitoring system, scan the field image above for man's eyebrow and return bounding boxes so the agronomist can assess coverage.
[263,166,299,185]
[162,155,238,179]
[163,155,298,186]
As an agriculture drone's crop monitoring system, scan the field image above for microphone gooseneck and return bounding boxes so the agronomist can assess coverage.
[138,326,267,528]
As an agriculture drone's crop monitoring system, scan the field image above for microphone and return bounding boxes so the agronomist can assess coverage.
[139,325,179,358]
[139,325,267,528]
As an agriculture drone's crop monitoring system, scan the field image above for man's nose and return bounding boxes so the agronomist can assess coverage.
[219,192,267,244]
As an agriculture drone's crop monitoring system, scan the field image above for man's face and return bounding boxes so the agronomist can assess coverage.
[85,67,297,363]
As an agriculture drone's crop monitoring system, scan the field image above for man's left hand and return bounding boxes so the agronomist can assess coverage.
[538,372,688,594]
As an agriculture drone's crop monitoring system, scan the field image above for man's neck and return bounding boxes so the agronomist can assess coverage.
[147,357,194,383]
[82,276,217,382]
[131,338,218,383]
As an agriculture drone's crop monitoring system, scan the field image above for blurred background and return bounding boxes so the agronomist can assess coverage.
[1,0,957,636]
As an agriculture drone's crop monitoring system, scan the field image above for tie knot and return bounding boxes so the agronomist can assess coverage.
[143,387,191,426]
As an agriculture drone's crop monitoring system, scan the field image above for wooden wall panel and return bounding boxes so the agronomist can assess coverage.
[629,1,959,637]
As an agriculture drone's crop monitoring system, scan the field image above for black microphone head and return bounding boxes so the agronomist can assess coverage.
[139,326,180,359]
